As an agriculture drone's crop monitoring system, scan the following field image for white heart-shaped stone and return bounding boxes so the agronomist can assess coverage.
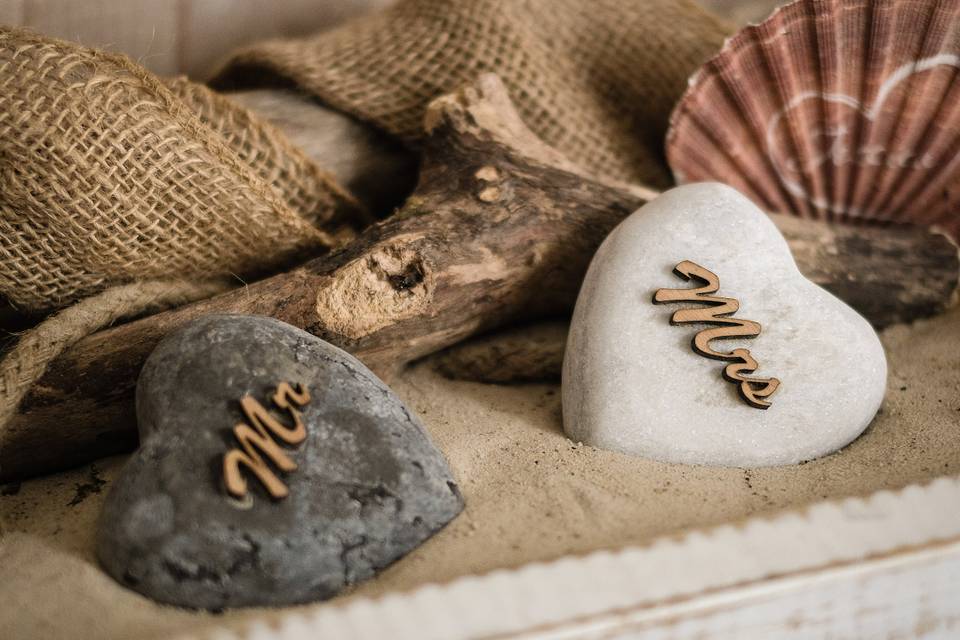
[562,182,887,467]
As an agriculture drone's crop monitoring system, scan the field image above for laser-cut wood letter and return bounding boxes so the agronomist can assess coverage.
[653,261,780,409]
[223,382,311,500]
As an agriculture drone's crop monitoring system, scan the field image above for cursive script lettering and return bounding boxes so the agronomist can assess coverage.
[653,261,780,409]
[223,382,311,500]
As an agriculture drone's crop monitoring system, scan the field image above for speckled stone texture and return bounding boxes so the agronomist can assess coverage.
[96,315,463,610]
[563,183,887,467]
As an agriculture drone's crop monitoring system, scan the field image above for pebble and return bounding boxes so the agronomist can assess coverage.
[562,183,887,467]
[97,315,463,609]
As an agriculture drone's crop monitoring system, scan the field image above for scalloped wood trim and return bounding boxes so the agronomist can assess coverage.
[192,476,960,639]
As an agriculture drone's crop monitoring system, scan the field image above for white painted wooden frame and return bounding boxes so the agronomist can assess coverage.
[193,477,960,639]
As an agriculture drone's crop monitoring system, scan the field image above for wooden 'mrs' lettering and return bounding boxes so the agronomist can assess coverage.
[653,261,780,409]
[223,382,311,500]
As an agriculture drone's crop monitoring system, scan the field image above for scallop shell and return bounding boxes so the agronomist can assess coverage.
[666,0,960,239]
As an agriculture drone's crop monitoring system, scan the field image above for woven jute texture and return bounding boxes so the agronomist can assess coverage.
[216,0,731,189]
[0,28,363,313]
[0,27,365,444]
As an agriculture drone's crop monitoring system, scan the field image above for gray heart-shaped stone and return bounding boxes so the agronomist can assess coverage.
[97,315,462,609]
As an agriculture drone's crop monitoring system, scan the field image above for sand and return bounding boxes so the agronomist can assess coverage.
[2,306,960,640]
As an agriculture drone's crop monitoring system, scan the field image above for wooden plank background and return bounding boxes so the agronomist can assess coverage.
[0,0,391,78]
[0,1,783,79]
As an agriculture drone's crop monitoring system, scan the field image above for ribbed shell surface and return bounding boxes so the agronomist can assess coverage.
[667,0,960,239]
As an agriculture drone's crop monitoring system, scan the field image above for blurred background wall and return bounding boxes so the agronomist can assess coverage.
[0,0,782,79]
[0,0,391,78]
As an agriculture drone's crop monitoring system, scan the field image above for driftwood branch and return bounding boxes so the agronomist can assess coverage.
[2,74,957,481]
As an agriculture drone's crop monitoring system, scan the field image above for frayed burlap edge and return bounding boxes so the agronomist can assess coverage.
[0,281,231,463]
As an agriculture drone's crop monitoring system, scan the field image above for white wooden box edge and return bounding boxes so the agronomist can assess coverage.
[184,475,960,639]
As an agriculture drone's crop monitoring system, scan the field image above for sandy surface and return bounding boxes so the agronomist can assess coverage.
[2,306,960,640]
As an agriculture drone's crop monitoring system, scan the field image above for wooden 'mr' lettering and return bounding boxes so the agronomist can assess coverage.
[653,261,780,409]
[223,382,311,500]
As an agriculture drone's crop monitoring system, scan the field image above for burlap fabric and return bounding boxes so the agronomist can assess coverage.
[0,28,364,436]
[217,0,731,189]
[0,29,363,313]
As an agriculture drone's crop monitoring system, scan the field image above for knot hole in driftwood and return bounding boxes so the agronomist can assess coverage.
[384,258,426,292]
[314,244,433,342]
[366,244,429,296]
[475,165,505,203]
